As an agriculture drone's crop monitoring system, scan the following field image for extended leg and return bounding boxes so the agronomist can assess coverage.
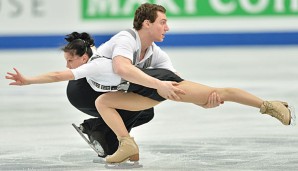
[175,80,263,108]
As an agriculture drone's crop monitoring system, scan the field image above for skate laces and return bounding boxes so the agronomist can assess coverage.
[267,102,284,120]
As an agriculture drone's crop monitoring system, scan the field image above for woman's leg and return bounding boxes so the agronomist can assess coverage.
[166,80,292,125]
[169,81,293,125]
[99,81,263,112]
[95,92,159,163]
[98,81,293,128]
[175,80,263,108]
[95,92,159,137]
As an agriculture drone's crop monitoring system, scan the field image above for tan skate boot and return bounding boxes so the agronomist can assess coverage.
[260,101,293,125]
[106,136,139,163]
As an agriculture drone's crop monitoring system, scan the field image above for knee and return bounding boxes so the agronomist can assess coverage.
[217,88,237,100]
[95,94,107,110]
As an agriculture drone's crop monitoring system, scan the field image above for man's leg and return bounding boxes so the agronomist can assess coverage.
[67,78,103,117]
[81,108,154,132]
[130,108,154,128]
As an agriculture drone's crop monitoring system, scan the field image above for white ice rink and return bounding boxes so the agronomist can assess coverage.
[1,46,298,170]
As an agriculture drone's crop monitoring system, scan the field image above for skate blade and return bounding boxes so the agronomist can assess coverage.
[104,161,143,169]
[72,123,105,156]
[288,105,296,126]
[93,157,106,164]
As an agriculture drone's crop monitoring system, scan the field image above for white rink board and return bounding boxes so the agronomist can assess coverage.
[1,0,298,34]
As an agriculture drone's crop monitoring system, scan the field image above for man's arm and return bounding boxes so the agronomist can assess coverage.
[112,56,185,100]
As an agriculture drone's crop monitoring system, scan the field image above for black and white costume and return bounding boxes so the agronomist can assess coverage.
[67,29,183,156]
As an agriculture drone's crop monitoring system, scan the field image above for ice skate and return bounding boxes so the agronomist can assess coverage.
[72,123,106,157]
[106,136,139,164]
[260,101,296,126]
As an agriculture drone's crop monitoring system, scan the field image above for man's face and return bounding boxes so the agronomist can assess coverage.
[64,52,86,69]
[149,11,169,42]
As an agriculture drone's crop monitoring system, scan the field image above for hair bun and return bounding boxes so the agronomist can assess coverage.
[65,32,80,43]
[65,32,94,47]
[80,32,95,47]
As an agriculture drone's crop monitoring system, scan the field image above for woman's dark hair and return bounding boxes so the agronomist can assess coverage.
[62,32,95,57]
[133,3,166,30]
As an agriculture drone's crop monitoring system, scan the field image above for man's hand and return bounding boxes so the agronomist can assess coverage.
[201,91,224,109]
[157,81,186,101]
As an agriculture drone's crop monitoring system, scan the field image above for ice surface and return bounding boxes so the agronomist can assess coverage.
[1,46,298,170]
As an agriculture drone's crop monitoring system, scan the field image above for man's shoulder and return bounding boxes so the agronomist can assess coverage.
[113,29,136,40]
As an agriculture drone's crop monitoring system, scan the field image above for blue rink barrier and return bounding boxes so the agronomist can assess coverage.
[0,31,298,50]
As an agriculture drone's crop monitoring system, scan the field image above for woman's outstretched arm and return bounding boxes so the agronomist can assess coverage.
[6,68,74,85]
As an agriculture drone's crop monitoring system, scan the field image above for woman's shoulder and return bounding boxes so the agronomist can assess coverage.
[91,56,113,65]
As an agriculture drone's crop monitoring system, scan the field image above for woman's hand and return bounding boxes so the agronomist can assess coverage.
[5,68,29,86]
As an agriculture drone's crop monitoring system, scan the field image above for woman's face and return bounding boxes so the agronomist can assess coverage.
[64,52,87,69]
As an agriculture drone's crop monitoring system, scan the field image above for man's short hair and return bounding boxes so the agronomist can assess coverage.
[133,3,166,30]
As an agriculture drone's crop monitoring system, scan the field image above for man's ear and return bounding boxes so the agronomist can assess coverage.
[143,20,150,28]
